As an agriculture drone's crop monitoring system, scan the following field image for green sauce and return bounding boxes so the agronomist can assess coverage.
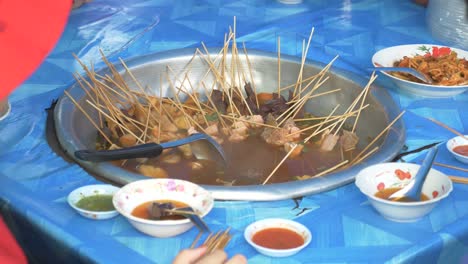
[75,194,114,212]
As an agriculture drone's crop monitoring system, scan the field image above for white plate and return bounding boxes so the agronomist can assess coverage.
[372,44,468,97]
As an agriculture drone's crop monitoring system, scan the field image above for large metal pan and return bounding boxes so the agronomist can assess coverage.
[54,48,405,201]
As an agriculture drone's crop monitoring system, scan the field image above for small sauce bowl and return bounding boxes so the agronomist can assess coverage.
[68,184,120,220]
[446,135,468,164]
[355,163,453,222]
[244,218,311,258]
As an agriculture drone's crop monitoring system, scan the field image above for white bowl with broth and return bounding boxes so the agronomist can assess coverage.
[355,162,453,222]
[113,178,214,237]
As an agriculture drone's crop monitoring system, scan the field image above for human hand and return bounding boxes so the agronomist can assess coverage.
[173,247,247,264]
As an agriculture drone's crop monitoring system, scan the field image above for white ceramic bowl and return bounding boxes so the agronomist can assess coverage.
[355,163,453,222]
[372,44,468,97]
[446,135,468,164]
[113,179,214,238]
[68,184,120,220]
[244,218,312,258]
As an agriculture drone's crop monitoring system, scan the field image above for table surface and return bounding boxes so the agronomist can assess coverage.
[1,0,468,263]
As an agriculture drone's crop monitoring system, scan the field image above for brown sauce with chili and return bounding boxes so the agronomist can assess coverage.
[252,228,304,249]
[375,187,429,202]
[131,199,190,220]
[453,145,468,157]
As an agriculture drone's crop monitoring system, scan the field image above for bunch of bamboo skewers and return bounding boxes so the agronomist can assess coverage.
[65,18,405,185]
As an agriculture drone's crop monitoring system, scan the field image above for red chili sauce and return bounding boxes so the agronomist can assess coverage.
[453,145,468,157]
[252,227,304,250]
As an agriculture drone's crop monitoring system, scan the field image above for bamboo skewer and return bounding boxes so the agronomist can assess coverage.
[72,73,104,128]
[190,228,232,253]
[86,80,126,136]
[262,144,299,184]
[277,36,281,96]
[200,82,229,129]
[293,27,315,98]
[190,232,203,249]
[264,105,347,185]
[331,74,376,136]
[434,162,468,172]
[449,176,468,184]
[304,105,340,142]
[158,74,163,143]
[290,105,369,138]
[220,114,277,129]
[352,146,379,165]
[165,70,193,128]
[280,72,321,92]
[427,118,468,140]
[276,76,331,126]
[86,100,145,144]
[142,103,152,142]
[352,72,377,133]
[242,42,259,109]
[64,91,113,145]
[312,160,349,178]
[287,55,339,105]
[351,111,406,164]
[196,49,242,117]
[276,76,324,123]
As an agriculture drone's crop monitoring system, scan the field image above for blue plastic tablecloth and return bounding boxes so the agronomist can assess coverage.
[1,0,467,263]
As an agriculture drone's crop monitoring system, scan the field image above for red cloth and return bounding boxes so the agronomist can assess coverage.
[0,217,27,264]
[0,0,72,100]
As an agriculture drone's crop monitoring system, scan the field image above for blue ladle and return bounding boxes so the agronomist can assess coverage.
[388,147,438,201]
[368,66,433,84]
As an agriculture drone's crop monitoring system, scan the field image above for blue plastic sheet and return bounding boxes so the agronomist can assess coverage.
[1,0,467,263]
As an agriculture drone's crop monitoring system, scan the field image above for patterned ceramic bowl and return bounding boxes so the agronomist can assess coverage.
[113,179,214,238]
[372,44,468,97]
[355,163,453,222]
[68,184,120,220]
[244,218,312,258]
[446,135,468,164]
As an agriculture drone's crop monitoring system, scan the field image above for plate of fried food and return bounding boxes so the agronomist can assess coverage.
[372,44,468,97]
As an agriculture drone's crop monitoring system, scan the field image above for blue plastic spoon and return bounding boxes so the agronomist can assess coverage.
[369,66,433,84]
[388,147,438,201]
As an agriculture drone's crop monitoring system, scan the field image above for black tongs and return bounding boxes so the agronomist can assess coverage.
[74,133,226,167]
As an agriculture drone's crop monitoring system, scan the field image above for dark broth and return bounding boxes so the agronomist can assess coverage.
[252,227,305,249]
[75,194,114,211]
[119,134,353,185]
[131,199,190,220]
[375,187,429,202]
